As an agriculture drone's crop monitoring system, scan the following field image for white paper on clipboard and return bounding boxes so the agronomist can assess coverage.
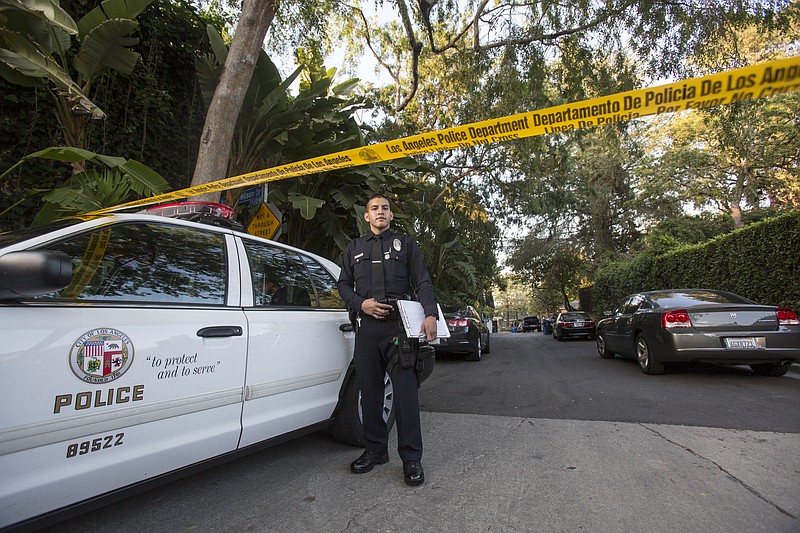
[396,300,450,339]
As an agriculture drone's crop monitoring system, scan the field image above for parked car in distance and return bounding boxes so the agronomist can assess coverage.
[521,315,541,332]
[0,202,409,530]
[553,311,596,341]
[595,289,800,376]
[433,305,491,361]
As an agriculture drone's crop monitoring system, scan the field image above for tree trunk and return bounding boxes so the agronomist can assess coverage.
[190,0,278,202]
[730,169,747,229]
[562,286,572,311]
[730,202,743,229]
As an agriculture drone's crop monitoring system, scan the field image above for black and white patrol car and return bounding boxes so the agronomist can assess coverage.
[0,202,397,530]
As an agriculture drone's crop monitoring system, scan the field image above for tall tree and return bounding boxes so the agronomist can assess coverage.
[190,0,344,195]
[338,0,790,111]
[635,15,800,228]
[190,0,275,198]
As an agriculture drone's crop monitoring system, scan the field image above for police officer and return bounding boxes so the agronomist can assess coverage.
[337,193,438,486]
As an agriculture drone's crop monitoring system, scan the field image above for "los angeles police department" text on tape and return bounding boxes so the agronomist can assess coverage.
[90,56,800,215]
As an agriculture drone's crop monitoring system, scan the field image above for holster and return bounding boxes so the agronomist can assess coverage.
[399,336,416,369]
[387,325,417,374]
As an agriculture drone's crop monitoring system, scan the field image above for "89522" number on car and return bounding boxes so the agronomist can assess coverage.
[66,433,124,458]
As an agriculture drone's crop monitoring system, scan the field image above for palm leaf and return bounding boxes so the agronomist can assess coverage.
[92,153,127,168]
[0,0,78,38]
[252,64,302,124]
[118,159,169,195]
[331,78,359,96]
[77,0,153,40]
[288,193,325,220]
[0,59,42,86]
[205,24,228,66]
[195,54,221,106]
[0,29,73,84]
[24,146,98,163]
[0,29,104,117]
[74,18,140,78]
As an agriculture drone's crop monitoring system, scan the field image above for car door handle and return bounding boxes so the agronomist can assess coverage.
[339,323,354,332]
[197,326,243,338]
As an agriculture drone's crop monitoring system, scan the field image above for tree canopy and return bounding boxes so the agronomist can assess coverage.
[1,0,797,313]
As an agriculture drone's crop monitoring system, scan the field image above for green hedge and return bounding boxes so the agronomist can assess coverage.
[589,211,800,313]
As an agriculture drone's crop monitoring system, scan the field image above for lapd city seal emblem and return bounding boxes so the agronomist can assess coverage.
[69,328,134,384]
[393,238,402,251]
[358,148,382,162]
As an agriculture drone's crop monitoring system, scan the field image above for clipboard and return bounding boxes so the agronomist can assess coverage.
[396,300,450,339]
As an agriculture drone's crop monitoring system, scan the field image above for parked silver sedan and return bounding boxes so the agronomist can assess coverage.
[595,289,800,376]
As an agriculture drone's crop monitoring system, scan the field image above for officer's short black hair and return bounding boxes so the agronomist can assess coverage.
[365,192,390,207]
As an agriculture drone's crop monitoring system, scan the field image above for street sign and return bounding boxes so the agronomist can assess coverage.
[238,185,264,207]
[247,202,282,240]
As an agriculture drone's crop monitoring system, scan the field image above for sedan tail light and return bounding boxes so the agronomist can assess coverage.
[662,309,692,328]
[447,318,469,328]
[776,307,800,325]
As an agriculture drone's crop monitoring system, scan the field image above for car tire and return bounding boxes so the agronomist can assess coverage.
[749,362,790,377]
[466,330,482,361]
[597,332,615,359]
[636,333,664,375]
[329,371,396,446]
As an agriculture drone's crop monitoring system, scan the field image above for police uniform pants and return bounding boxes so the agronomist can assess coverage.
[354,315,422,462]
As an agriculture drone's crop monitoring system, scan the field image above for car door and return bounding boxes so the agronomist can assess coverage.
[237,238,352,448]
[603,297,632,352]
[615,295,646,355]
[0,220,248,528]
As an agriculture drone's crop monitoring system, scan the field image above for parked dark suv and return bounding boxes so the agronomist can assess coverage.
[521,315,541,332]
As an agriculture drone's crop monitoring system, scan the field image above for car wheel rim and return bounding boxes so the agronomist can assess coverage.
[597,335,605,355]
[358,372,394,424]
[636,338,649,368]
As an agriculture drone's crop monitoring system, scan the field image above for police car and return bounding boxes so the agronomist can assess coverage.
[0,202,394,530]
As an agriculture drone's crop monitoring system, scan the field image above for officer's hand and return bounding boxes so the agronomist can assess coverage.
[362,298,393,319]
[421,315,438,341]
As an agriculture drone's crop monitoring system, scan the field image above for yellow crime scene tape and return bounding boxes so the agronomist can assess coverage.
[91,56,800,215]
[60,228,111,297]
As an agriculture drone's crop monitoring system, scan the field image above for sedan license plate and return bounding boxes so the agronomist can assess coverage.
[724,337,759,349]
[574,322,585,327]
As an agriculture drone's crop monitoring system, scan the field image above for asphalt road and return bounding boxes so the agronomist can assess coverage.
[39,332,800,533]
[422,331,800,433]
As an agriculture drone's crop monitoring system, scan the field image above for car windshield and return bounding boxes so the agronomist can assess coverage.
[649,290,753,307]
[442,306,467,316]
[560,312,590,320]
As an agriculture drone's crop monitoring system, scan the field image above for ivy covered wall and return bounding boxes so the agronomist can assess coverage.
[0,0,222,231]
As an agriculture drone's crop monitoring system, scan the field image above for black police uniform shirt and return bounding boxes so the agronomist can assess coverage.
[337,229,437,319]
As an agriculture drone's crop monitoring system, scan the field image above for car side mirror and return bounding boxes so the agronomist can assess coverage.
[0,250,73,300]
